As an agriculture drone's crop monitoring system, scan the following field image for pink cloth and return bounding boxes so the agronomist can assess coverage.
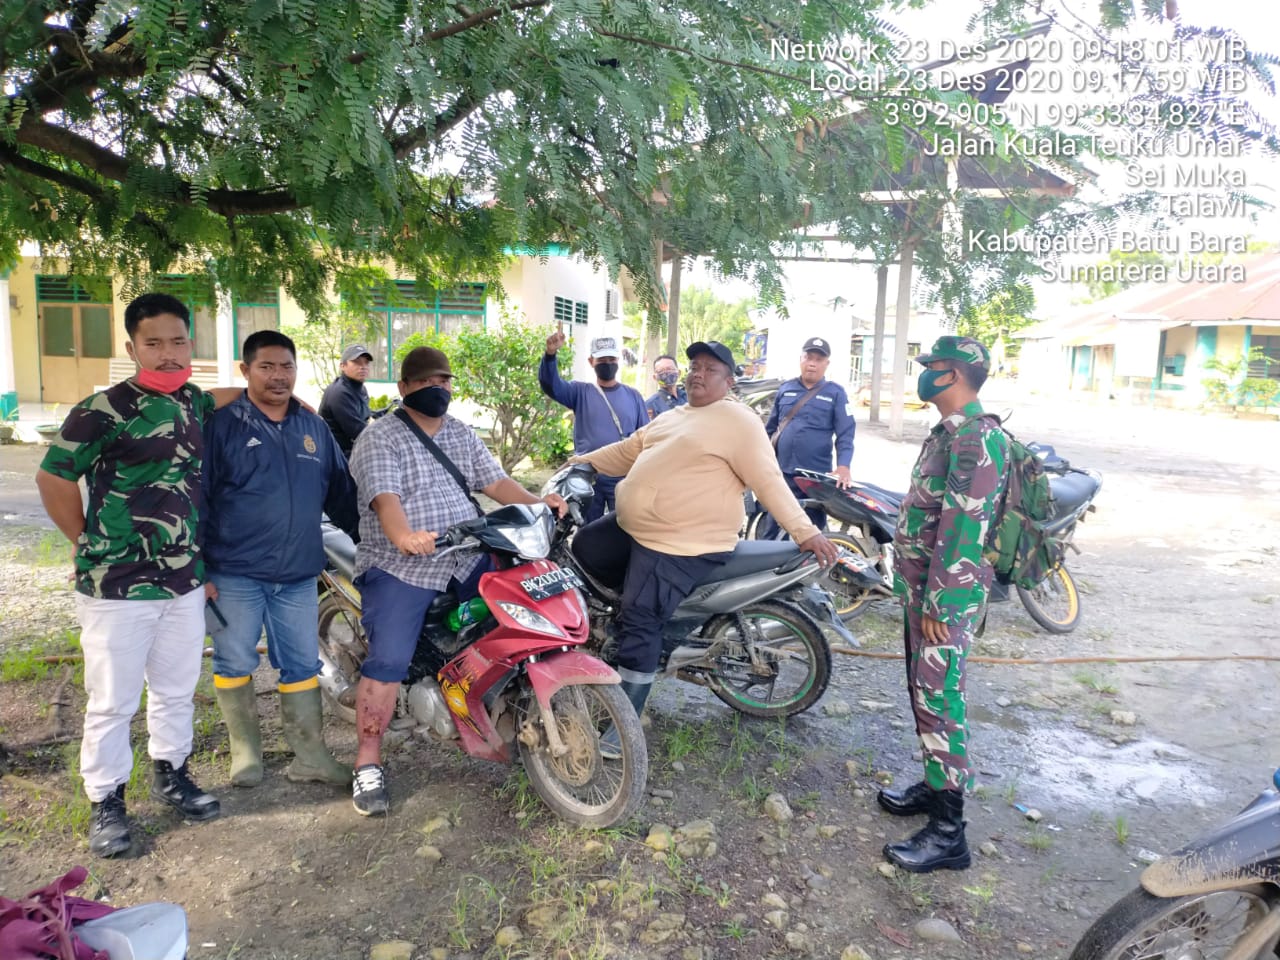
[0,866,115,960]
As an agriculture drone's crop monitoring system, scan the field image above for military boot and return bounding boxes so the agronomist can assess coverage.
[280,685,352,785]
[88,784,132,858]
[214,678,263,786]
[877,779,932,817]
[152,758,221,821]
[883,789,970,873]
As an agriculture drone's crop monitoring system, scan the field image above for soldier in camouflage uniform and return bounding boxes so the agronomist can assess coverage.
[878,336,1009,874]
[36,293,223,858]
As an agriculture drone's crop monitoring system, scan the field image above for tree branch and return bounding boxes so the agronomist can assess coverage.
[14,119,300,216]
[0,143,179,246]
[348,0,550,65]
[390,94,482,159]
[591,28,807,86]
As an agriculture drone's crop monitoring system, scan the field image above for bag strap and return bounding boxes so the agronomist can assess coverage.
[590,381,627,439]
[770,382,824,449]
[393,408,483,517]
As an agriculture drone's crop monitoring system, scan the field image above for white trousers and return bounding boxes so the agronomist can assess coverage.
[76,587,206,801]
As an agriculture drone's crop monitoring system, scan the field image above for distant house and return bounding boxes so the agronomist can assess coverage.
[0,246,622,412]
[1017,253,1280,406]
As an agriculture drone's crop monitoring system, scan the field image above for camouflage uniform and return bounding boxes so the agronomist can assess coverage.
[40,380,214,599]
[893,356,1009,793]
[39,378,215,804]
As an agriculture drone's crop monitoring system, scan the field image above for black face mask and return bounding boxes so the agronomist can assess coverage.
[595,362,619,382]
[403,385,451,418]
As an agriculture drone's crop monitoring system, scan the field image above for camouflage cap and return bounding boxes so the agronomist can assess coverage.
[915,335,991,372]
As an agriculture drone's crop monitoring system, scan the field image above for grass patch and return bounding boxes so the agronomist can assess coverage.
[1073,670,1119,695]
[661,721,717,765]
[0,629,83,683]
[1024,824,1053,852]
[1113,814,1130,846]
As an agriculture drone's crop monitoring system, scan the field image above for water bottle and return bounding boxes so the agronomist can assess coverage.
[446,597,489,632]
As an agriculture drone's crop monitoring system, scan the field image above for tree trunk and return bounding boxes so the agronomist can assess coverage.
[870,265,888,424]
[889,238,917,441]
[666,250,683,358]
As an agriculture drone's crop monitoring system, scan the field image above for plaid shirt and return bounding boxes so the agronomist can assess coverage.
[350,413,505,590]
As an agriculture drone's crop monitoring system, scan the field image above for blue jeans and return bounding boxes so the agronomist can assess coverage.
[208,573,321,686]
[357,560,490,683]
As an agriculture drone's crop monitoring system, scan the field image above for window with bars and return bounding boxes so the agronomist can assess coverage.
[1250,335,1280,381]
[554,295,589,326]
[352,280,486,381]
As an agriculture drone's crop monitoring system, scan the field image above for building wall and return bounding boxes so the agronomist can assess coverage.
[5,253,620,404]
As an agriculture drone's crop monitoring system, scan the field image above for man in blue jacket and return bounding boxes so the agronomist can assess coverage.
[644,354,687,421]
[203,330,359,790]
[539,325,647,521]
[760,336,856,538]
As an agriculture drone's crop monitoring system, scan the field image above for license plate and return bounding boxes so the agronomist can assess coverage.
[520,568,584,601]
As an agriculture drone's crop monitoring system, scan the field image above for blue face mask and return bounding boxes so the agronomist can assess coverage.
[917,368,956,402]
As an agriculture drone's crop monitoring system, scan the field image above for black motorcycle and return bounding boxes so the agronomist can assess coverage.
[749,443,1103,634]
[539,463,882,718]
[1071,768,1280,960]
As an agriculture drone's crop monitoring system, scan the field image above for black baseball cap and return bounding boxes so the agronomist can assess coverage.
[685,340,736,373]
[802,336,831,357]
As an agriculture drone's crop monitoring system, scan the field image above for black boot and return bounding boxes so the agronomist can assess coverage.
[152,758,221,821]
[88,784,131,858]
[599,678,653,760]
[883,789,970,873]
[877,779,932,817]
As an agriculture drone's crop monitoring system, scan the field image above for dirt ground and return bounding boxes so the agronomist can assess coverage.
[2,388,1279,960]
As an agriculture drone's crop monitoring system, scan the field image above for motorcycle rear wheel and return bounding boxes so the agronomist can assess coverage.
[822,528,882,622]
[1016,564,1081,634]
[700,600,832,718]
[1069,884,1279,960]
[317,595,365,725]
[517,683,648,829]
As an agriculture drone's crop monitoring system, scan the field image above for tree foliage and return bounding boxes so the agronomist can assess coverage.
[394,318,572,472]
[2,0,1276,323]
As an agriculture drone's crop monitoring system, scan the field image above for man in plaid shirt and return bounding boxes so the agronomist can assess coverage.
[347,346,566,816]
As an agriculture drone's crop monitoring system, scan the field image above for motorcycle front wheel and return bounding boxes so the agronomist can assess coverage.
[1016,564,1081,634]
[699,599,832,718]
[317,595,365,724]
[1069,884,1280,960]
[517,683,648,829]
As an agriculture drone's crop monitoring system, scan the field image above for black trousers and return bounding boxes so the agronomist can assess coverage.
[573,515,730,674]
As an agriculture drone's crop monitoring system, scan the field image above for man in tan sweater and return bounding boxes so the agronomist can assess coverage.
[573,340,838,726]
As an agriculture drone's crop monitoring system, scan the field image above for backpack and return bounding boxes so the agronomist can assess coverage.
[964,416,1065,589]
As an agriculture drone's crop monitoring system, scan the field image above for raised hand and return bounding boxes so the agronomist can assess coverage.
[546,322,567,355]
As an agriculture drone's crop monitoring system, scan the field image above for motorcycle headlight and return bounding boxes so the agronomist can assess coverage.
[497,601,566,637]
[501,506,554,558]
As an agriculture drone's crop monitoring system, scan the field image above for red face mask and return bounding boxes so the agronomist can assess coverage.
[135,366,192,393]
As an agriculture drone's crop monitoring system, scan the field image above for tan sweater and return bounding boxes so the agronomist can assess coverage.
[575,397,821,556]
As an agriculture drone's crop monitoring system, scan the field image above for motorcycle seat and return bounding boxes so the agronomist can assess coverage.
[1048,471,1100,521]
[694,540,802,587]
[322,524,357,581]
[850,481,905,509]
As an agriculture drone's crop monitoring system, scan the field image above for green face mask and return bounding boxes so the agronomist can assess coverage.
[917,368,956,402]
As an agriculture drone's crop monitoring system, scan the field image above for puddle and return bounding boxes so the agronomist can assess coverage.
[976,714,1223,811]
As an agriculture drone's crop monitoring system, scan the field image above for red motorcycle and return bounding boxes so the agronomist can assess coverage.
[316,503,648,828]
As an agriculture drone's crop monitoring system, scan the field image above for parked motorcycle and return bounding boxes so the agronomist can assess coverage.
[1071,768,1280,960]
[733,376,780,424]
[538,463,882,718]
[315,503,647,828]
[750,443,1103,634]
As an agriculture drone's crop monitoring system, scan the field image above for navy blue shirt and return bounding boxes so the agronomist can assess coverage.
[538,354,648,458]
[318,374,371,457]
[645,386,687,420]
[203,393,358,582]
[765,377,856,475]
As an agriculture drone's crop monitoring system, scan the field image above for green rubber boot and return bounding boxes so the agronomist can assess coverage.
[280,684,352,786]
[214,679,263,787]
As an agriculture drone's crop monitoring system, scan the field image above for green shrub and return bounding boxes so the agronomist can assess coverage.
[394,317,574,472]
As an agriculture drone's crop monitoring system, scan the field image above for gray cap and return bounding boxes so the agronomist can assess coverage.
[590,336,621,359]
[341,344,374,363]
